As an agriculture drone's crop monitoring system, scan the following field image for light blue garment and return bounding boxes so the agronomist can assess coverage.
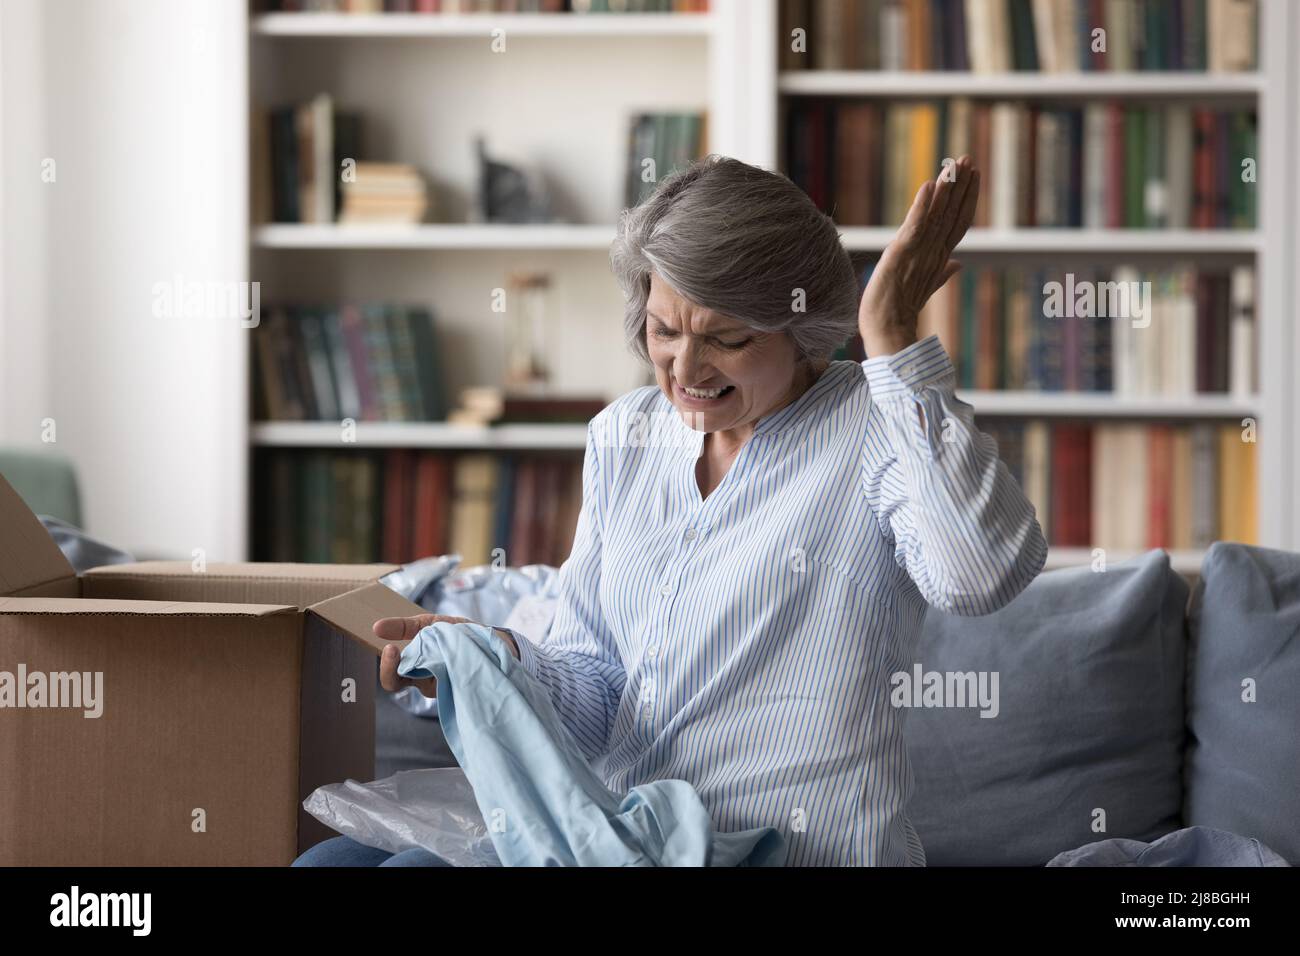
[382,555,562,627]
[398,620,785,867]
[1047,826,1291,867]
[379,554,462,611]
[381,557,562,718]
[507,335,1046,865]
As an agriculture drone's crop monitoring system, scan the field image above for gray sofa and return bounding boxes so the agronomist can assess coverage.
[905,543,1298,865]
[376,542,1300,866]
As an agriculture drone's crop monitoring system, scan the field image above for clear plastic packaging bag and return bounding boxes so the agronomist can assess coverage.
[303,768,500,867]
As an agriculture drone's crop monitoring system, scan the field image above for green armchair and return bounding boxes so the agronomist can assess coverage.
[0,449,82,526]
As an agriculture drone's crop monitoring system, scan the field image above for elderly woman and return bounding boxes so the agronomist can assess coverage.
[301,154,1046,868]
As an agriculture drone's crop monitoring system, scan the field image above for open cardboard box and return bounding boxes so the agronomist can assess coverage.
[0,473,426,865]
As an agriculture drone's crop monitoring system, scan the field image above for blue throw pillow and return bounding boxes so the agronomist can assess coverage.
[1185,542,1300,864]
[904,550,1188,865]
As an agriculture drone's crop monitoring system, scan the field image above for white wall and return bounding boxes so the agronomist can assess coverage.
[1,0,248,559]
[0,0,51,453]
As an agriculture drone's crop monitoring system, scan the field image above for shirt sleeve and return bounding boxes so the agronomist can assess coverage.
[509,419,626,760]
[860,334,1047,616]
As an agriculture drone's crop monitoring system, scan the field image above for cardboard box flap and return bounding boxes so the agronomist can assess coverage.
[84,561,400,583]
[83,561,403,608]
[0,596,299,617]
[307,581,426,654]
[0,472,76,596]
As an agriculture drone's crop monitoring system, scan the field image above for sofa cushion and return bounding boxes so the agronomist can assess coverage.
[904,550,1188,865]
[1185,542,1300,864]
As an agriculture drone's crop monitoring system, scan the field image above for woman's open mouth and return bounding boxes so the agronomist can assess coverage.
[675,383,735,407]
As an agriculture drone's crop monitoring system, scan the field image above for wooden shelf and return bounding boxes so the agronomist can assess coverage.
[780,71,1264,98]
[251,393,1256,457]
[252,12,716,38]
[1044,547,1206,575]
[840,227,1262,254]
[963,391,1258,418]
[254,223,616,250]
[251,421,588,451]
[256,223,1260,254]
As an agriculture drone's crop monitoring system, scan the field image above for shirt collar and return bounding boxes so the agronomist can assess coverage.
[750,360,853,437]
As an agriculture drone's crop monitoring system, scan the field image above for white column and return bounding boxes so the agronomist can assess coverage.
[21,0,250,558]
[0,0,51,449]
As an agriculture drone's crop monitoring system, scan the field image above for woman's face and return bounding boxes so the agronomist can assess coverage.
[646,273,804,435]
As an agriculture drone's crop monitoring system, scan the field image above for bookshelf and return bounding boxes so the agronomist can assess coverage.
[252,11,718,38]
[257,224,1262,252]
[243,1,765,562]
[251,420,588,450]
[1045,547,1206,574]
[839,226,1262,252]
[240,0,1299,570]
[253,223,618,250]
[754,0,1298,566]
[779,70,1266,96]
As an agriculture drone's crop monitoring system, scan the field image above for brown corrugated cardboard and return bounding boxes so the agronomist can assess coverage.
[0,477,76,595]
[82,561,398,607]
[0,473,426,865]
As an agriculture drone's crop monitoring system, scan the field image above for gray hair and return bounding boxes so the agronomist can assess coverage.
[609,154,860,366]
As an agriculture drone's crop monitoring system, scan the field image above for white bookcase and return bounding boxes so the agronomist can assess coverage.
[241,0,1298,569]
[745,0,1298,571]
[243,1,765,558]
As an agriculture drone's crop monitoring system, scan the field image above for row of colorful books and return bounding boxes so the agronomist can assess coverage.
[899,262,1255,394]
[252,424,1254,563]
[253,449,583,567]
[252,305,449,422]
[259,1,708,13]
[779,0,1257,73]
[981,419,1256,549]
[625,113,706,209]
[787,99,1256,229]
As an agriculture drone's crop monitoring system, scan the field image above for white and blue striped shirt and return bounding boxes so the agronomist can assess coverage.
[511,334,1047,866]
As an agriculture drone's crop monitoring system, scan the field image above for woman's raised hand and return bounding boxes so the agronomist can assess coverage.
[857,154,980,358]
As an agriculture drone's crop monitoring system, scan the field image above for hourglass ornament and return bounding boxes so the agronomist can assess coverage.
[504,271,551,394]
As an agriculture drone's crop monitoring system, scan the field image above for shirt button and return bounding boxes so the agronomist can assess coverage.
[660,582,672,596]
[684,528,697,541]
[646,645,658,660]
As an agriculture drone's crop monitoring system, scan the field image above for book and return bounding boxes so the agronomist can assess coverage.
[450,454,500,566]
[625,112,704,208]
[268,95,363,224]
[339,162,428,224]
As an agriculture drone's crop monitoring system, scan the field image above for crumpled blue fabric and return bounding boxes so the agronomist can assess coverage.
[381,555,563,719]
[397,620,786,867]
[38,515,135,572]
[1047,826,1291,867]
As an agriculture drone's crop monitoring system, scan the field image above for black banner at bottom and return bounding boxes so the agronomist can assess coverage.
[0,865,1290,941]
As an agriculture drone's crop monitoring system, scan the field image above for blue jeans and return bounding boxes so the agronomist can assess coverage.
[292,835,453,867]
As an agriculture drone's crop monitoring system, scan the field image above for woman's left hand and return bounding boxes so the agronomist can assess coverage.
[857,154,980,358]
